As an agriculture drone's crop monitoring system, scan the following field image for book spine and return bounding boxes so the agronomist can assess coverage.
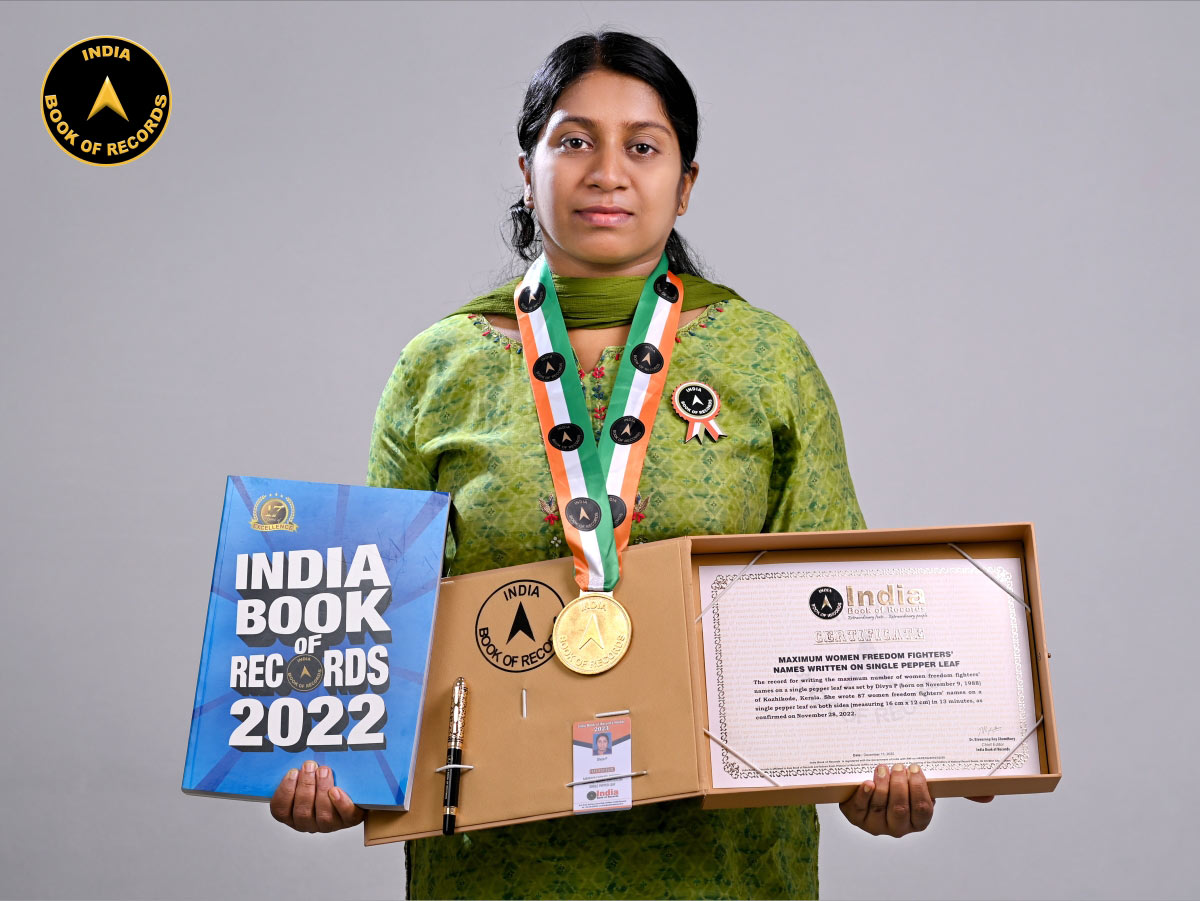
[403,503,451,810]
[183,477,235,788]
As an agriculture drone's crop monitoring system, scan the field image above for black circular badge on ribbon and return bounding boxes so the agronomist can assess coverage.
[653,274,679,303]
[630,343,664,374]
[518,282,547,313]
[608,494,627,527]
[533,351,566,382]
[564,497,603,531]
[41,36,171,166]
[809,586,844,620]
[609,415,645,445]
[547,423,585,451]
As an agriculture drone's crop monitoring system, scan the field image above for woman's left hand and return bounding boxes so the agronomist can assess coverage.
[839,763,995,837]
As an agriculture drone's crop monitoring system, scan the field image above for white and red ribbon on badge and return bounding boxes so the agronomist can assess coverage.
[672,381,727,443]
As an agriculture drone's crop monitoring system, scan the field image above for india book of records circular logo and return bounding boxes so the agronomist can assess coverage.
[533,352,567,382]
[673,382,717,419]
[607,493,627,527]
[809,586,844,620]
[517,282,546,313]
[547,423,585,452]
[41,35,171,166]
[630,343,664,374]
[285,654,324,692]
[564,496,603,531]
[551,592,632,675]
[475,579,564,672]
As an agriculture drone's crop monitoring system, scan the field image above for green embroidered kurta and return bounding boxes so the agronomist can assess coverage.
[366,275,866,900]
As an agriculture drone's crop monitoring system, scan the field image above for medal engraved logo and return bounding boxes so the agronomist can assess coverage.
[552,593,633,675]
[474,579,564,672]
[629,343,664,374]
[577,614,606,651]
[564,497,603,531]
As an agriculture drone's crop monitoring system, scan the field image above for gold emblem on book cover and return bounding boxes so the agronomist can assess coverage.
[250,493,298,532]
[285,653,323,692]
[552,592,632,675]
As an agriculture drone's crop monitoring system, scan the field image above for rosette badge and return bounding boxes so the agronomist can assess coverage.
[672,381,727,443]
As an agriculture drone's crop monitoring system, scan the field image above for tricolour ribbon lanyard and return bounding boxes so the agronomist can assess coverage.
[513,251,683,595]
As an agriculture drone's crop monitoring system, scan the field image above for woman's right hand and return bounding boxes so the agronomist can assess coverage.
[269,760,365,833]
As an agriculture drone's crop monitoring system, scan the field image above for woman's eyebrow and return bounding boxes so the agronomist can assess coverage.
[553,115,671,135]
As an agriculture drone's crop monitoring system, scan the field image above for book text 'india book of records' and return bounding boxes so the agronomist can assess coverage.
[182,476,451,809]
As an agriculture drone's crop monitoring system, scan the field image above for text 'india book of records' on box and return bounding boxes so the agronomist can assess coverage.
[182,476,451,809]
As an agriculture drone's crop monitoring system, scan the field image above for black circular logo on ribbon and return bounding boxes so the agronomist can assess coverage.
[41,36,172,167]
[547,423,585,452]
[517,282,546,313]
[809,586,844,620]
[609,415,645,445]
[564,497,603,531]
[630,343,664,374]
[533,352,566,382]
[608,494,627,527]
[653,274,679,303]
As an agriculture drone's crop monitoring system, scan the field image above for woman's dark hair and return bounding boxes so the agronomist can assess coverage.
[504,30,708,279]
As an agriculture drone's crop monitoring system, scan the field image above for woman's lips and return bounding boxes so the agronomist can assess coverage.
[577,210,633,226]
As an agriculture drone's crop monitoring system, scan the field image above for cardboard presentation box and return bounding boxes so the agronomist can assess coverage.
[365,523,1060,845]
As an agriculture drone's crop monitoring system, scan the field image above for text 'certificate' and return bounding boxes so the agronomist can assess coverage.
[699,557,1039,788]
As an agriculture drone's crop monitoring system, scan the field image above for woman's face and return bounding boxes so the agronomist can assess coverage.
[596,734,610,752]
[520,68,699,278]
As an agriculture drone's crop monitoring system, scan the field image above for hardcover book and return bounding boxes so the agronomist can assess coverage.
[182,475,451,809]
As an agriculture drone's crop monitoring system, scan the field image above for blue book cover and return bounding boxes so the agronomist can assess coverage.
[182,475,450,809]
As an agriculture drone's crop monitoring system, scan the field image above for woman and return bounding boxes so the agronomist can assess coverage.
[269,30,991,899]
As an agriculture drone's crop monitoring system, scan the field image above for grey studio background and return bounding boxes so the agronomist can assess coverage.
[2,1,1196,899]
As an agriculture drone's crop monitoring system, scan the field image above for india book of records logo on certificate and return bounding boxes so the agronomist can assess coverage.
[697,557,1038,787]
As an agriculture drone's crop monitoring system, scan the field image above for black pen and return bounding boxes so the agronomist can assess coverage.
[442,676,469,835]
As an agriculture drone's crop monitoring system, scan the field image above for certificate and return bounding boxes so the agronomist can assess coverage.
[698,556,1040,788]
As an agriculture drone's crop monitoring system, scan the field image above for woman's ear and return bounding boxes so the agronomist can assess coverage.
[677,162,699,215]
[519,153,534,209]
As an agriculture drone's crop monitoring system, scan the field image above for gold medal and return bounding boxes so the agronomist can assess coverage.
[551,591,632,676]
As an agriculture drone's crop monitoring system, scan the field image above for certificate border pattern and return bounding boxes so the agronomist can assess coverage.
[707,564,1031,782]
